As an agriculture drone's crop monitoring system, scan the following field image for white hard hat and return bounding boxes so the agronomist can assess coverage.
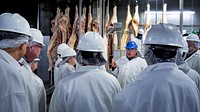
[57,43,69,54]
[182,30,187,35]
[138,29,144,34]
[77,31,104,52]
[145,23,183,48]
[186,34,200,42]
[61,47,76,58]
[0,13,31,37]
[30,28,45,46]
[181,38,189,53]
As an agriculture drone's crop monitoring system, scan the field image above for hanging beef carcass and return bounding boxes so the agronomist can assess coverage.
[80,7,87,35]
[67,5,79,49]
[50,7,63,34]
[121,4,132,50]
[87,5,93,31]
[108,5,118,50]
[107,5,118,69]
[104,5,110,32]
[58,7,71,43]
[103,5,110,69]
[47,7,63,71]
[132,4,140,38]
[92,7,100,33]
[143,3,152,41]
[158,3,168,24]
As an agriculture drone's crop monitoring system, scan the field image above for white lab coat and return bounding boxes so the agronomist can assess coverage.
[112,56,129,77]
[178,61,200,91]
[0,49,31,112]
[54,57,62,85]
[185,50,200,75]
[113,56,148,88]
[113,62,200,112]
[34,74,47,112]
[56,62,75,85]
[49,66,121,112]
[20,58,39,112]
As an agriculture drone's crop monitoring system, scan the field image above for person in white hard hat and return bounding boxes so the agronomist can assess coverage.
[49,31,121,112]
[113,23,200,112]
[55,47,76,86]
[19,28,46,112]
[30,58,47,112]
[176,38,200,91]
[0,12,34,112]
[53,43,68,85]
[185,34,200,75]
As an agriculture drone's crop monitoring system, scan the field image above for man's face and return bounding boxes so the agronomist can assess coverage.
[126,48,137,58]
[26,43,43,63]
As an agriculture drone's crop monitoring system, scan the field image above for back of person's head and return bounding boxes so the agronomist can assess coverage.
[76,31,107,66]
[61,47,76,58]
[29,28,45,47]
[176,38,189,65]
[144,23,184,65]
[0,12,31,49]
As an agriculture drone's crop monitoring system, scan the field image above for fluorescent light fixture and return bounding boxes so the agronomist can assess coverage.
[145,11,195,15]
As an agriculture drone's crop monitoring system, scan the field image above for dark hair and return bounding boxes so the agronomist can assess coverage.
[152,45,177,59]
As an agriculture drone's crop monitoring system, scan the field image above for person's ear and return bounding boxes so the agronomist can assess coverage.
[19,43,27,50]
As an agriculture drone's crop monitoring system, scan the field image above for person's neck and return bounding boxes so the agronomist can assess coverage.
[4,48,21,61]
[126,55,136,61]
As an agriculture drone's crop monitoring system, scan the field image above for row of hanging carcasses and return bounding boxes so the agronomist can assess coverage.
[47,3,168,70]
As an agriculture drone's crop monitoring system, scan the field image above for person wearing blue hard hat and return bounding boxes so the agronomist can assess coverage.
[112,40,148,89]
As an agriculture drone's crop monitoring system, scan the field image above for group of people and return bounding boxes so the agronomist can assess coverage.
[1,12,200,112]
[0,13,46,112]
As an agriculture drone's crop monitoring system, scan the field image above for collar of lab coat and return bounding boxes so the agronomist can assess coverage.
[77,66,103,72]
[185,50,200,62]
[136,62,178,81]
[0,49,22,68]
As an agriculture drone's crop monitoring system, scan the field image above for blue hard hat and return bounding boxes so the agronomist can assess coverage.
[125,41,138,49]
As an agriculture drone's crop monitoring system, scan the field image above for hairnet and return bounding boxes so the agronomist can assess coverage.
[0,31,29,49]
[76,50,107,66]
[144,45,177,65]
[175,48,185,65]
[28,41,39,47]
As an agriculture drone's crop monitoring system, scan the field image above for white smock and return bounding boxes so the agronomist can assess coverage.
[185,50,200,75]
[56,62,75,86]
[117,57,147,88]
[178,61,200,91]
[49,66,121,112]
[34,73,47,112]
[112,56,129,77]
[0,49,31,112]
[20,58,39,112]
[54,57,62,85]
[113,62,200,112]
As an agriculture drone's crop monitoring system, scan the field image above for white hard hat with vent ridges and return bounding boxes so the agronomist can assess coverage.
[0,13,31,37]
[77,31,104,52]
[144,23,184,48]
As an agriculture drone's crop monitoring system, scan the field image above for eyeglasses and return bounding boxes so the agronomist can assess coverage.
[34,44,43,48]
